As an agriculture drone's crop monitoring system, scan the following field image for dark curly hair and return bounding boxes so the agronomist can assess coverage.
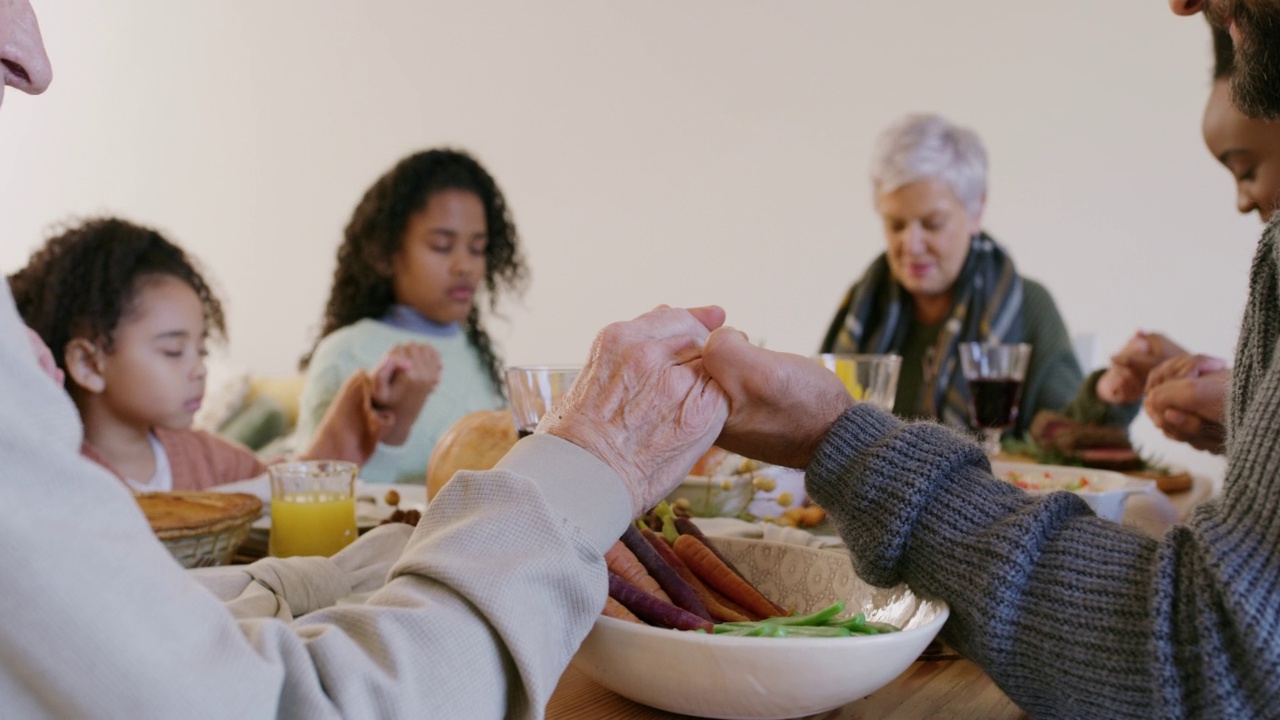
[8,216,226,375]
[301,148,528,396]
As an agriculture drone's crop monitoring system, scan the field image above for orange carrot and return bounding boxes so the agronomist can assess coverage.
[673,533,786,620]
[605,540,671,603]
[602,596,644,624]
[705,584,762,621]
[639,526,749,623]
[674,519,788,616]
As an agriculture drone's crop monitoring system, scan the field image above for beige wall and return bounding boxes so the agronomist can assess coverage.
[0,1,1240,479]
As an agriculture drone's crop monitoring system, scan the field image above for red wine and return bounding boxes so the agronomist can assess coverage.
[967,378,1023,429]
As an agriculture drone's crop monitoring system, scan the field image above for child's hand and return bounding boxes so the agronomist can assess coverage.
[369,343,441,446]
[25,326,64,387]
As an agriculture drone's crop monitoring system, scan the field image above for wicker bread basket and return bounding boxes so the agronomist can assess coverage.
[135,491,263,568]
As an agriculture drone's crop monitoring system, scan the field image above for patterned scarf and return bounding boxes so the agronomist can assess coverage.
[820,232,1025,429]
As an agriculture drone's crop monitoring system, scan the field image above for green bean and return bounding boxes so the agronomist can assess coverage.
[703,602,899,638]
[762,601,846,626]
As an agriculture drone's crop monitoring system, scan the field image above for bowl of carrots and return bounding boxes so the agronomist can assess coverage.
[573,522,949,719]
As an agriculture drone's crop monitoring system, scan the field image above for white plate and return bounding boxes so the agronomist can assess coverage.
[989,461,1155,522]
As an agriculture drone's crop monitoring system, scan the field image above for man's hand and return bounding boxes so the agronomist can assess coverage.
[701,327,854,469]
[539,305,729,517]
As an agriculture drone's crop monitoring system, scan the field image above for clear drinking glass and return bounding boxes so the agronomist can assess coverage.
[815,353,903,411]
[958,342,1033,456]
[267,460,358,558]
[505,364,582,437]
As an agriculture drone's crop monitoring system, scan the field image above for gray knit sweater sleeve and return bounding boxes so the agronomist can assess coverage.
[806,402,1276,718]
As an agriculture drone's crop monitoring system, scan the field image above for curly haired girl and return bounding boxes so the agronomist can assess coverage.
[297,148,528,484]
[10,216,428,490]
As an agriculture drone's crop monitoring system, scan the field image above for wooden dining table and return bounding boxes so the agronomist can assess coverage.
[547,658,1028,719]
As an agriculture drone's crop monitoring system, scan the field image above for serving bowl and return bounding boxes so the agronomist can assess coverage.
[990,461,1156,522]
[572,537,948,719]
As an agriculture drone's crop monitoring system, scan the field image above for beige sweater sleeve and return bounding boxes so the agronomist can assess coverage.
[0,281,631,719]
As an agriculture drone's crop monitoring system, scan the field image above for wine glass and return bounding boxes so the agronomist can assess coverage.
[958,343,1032,456]
[505,364,582,437]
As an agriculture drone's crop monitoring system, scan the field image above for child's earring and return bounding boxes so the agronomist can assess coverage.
[63,338,106,394]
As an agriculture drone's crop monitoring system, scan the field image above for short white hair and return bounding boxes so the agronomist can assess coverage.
[870,113,988,216]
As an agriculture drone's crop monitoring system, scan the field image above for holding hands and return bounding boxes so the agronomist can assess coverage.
[701,327,854,469]
[368,343,442,446]
[1144,353,1230,454]
[540,305,730,517]
[1096,331,1188,404]
[302,342,440,465]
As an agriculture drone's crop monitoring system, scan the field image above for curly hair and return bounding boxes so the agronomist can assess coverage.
[301,148,528,396]
[8,216,225,375]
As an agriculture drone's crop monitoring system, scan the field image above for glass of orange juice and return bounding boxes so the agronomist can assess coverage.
[814,353,903,411]
[267,460,359,558]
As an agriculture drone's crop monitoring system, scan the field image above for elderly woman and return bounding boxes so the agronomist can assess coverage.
[821,113,1136,437]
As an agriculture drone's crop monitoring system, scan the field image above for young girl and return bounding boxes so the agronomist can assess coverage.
[298,148,529,484]
[10,216,432,491]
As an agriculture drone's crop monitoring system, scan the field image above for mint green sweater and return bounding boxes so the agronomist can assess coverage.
[296,320,505,484]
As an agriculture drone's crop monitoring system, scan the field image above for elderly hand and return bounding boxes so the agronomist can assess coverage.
[1144,353,1229,454]
[1096,331,1187,404]
[370,343,442,446]
[539,305,729,517]
[701,327,854,469]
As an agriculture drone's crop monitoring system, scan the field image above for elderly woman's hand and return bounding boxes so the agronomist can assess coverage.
[1096,331,1188,404]
[1144,353,1229,454]
[539,305,730,517]
[701,327,854,469]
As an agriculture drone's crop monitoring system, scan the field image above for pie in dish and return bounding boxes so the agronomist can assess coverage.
[135,491,263,540]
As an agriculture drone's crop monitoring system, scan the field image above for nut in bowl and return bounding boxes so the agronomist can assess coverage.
[572,537,949,719]
[666,446,784,519]
[990,461,1156,522]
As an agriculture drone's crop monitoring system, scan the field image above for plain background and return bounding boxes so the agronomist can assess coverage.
[0,2,1247,481]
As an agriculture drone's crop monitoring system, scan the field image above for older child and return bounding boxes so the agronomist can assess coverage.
[297,148,528,484]
[10,217,432,491]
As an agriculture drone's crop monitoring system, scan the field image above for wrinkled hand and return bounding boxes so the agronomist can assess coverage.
[701,328,854,469]
[25,326,63,386]
[1144,353,1229,454]
[539,305,729,517]
[1096,331,1187,404]
[370,343,442,446]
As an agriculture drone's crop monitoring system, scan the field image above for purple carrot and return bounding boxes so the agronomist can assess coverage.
[621,524,713,621]
[608,572,714,632]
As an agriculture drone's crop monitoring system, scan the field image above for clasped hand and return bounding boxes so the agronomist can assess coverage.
[545,306,864,517]
[540,305,730,517]
[1144,353,1229,454]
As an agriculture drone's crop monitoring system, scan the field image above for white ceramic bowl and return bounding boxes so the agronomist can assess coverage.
[572,537,948,719]
[990,461,1156,522]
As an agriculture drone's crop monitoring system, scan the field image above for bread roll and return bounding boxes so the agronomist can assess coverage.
[425,409,520,499]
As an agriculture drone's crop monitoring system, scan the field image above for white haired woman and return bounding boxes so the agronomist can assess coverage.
[821,113,1137,438]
